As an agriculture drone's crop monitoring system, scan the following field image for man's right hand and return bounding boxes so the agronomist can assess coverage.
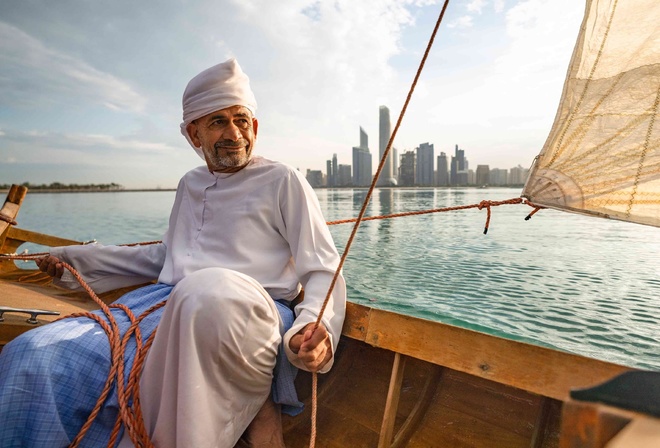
[35,255,65,279]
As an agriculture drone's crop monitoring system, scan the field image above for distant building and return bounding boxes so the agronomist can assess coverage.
[509,164,530,185]
[338,164,352,187]
[398,151,416,186]
[326,154,339,187]
[490,168,508,186]
[467,169,475,185]
[476,165,490,186]
[332,154,338,186]
[436,152,449,186]
[306,169,324,188]
[377,106,397,186]
[450,144,467,186]
[352,126,372,187]
[416,142,434,186]
[392,147,399,184]
[326,160,333,187]
[359,125,368,149]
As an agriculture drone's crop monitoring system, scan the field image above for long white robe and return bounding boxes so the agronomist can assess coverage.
[51,156,346,446]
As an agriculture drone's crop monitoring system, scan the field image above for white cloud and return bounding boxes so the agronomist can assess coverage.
[0,21,147,113]
[467,0,487,14]
[0,129,181,164]
[448,15,475,28]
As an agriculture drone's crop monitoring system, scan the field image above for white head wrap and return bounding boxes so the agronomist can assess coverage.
[180,58,258,160]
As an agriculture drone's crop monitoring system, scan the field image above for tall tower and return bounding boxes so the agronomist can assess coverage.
[416,142,434,186]
[377,106,397,186]
[353,126,372,187]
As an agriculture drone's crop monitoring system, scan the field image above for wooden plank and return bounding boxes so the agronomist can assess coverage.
[391,365,443,448]
[6,185,28,205]
[344,303,632,402]
[559,401,630,448]
[606,417,660,448]
[7,227,82,248]
[378,352,407,448]
[0,276,148,345]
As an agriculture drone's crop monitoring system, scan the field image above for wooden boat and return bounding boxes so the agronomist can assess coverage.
[2,0,660,446]
[1,184,658,447]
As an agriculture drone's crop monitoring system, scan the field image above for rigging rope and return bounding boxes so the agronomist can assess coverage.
[306,1,451,443]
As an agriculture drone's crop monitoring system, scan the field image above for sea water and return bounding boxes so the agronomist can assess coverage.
[10,188,660,370]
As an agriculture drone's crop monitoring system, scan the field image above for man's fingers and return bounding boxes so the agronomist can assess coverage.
[36,256,64,279]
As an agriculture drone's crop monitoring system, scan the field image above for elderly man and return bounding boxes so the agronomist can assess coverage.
[0,59,346,448]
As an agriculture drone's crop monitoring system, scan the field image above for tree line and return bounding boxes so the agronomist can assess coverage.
[0,182,124,191]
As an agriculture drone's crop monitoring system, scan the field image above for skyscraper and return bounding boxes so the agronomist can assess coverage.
[416,142,434,186]
[436,152,449,186]
[476,165,490,186]
[399,151,416,186]
[450,144,467,186]
[377,106,397,186]
[352,127,372,187]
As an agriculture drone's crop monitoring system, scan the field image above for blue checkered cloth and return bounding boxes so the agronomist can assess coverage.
[0,283,301,448]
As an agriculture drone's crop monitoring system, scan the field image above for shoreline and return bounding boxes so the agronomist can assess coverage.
[1,185,526,194]
[0,189,177,194]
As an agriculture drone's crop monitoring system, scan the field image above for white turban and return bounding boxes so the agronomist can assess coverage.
[180,58,258,160]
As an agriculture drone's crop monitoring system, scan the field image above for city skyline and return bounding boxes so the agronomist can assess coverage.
[309,106,531,188]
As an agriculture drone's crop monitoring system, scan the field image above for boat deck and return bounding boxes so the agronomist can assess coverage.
[284,340,562,447]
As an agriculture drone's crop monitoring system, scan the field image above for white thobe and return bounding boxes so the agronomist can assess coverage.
[51,156,346,447]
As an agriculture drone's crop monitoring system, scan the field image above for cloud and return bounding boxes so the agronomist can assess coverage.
[0,21,146,113]
[448,15,475,28]
[467,0,488,13]
[0,129,181,164]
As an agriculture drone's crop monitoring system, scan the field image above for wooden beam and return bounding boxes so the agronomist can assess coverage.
[378,352,406,448]
[559,401,630,448]
[7,227,82,248]
[342,302,632,402]
[391,365,443,448]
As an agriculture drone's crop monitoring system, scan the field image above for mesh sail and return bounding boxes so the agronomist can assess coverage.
[522,0,660,227]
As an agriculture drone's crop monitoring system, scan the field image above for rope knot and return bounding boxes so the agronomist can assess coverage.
[0,212,17,226]
[477,200,492,210]
[478,201,493,234]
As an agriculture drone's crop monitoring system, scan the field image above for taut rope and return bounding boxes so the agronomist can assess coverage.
[306,0,451,446]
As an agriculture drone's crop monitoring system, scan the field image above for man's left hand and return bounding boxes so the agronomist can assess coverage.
[288,323,332,372]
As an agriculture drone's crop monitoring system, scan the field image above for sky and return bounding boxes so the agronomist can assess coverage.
[0,0,585,189]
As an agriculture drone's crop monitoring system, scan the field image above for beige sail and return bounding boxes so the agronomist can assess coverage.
[522,0,660,227]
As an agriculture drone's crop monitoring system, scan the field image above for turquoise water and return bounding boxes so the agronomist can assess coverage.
[10,188,660,370]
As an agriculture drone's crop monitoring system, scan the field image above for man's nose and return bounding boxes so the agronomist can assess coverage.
[223,122,242,141]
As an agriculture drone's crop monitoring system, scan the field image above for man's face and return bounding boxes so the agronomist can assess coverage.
[186,105,259,173]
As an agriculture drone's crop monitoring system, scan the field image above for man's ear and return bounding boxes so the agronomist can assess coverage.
[186,122,201,147]
[252,118,259,139]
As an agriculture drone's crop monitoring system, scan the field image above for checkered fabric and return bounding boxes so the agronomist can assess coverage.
[0,283,300,447]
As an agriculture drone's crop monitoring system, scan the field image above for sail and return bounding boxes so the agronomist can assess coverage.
[522,0,660,227]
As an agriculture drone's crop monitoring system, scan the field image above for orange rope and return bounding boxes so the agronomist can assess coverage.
[2,254,160,447]
[306,1,451,444]
[327,197,529,233]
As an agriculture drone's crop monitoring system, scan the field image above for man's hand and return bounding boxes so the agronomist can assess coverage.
[288,323,332,372]
[35,255,65,279]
